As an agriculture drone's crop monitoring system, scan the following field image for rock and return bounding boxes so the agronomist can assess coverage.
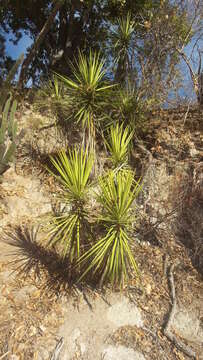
[190,147,198,157]
[71,328,81,342]
[14,285,38,302]
[58,293,144,360]
[37,348,50,360]
[79,342,87,354]
[0,170,51,227]
[19,108,68,156]
[39,325,46,333]
[102,345,146,360]
[172,308,203,344]
[107,297,144,328]
[145,283,152,295]
[30,325,37,336]
[0,269,15,282]
[10,355,20,360]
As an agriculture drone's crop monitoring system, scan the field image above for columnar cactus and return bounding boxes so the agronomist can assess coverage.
[0,54,24,176]
[0,53,24,113]
[0,95,18,175]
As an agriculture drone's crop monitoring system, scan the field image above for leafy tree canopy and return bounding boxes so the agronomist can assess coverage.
[0,0,193,91]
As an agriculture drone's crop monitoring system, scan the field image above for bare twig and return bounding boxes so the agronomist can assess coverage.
[164,264,196,358]
[50,337,64,360]
[39,121,57,131]
[163,254,169,277]
[0,352,11,360]
[182,103,191,127]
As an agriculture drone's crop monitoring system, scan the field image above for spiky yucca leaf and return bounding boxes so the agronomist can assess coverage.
[48,147,94,260]
[106,123,133,168]
[113,13,134,55]
[111,12,135,83]
[34,75,69,119]
[49,147,94,202]
[56,50,114,149]
[112,85,145,131]
[77,170,141,286]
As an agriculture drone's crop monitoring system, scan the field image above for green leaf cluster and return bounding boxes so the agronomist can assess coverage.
[106,123,133,169]
[78,169,141,286]
[47,147,94,261]
[111,86,146,131]
[47,140,142,286]
[55,50,114,149]
[34,75,70,120]
[111,12,135,83]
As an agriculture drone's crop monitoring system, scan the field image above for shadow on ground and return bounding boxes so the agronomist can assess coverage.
[2,226,84,294]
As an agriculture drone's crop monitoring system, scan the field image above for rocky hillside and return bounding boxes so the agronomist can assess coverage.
[0,102,202,360]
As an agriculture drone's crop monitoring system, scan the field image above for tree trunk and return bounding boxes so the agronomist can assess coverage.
[18,0,64,88]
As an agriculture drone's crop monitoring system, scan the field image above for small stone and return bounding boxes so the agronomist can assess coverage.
[150,217,157,225]
[71,328,81,341]
[39,325,46,333]
[17,343,26,352]
[146,284,152,295]
[107,298,144,328]
[30,325,37,336]
[10,355,20,360]
[172,308,203,344]
[79,342,86,354]
[38,348,50,360]
[14,285,37,302]
[102,345,146,360]
[190,147,198,157]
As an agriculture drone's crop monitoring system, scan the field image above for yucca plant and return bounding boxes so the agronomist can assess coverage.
[111,85,146,132]
[77,169,142,286]
[48,75,64,100]
[106,123,133,169]
[35,75,69,119]
[47,147,94,261]
[56,50,114,151]
[111,12,135,83]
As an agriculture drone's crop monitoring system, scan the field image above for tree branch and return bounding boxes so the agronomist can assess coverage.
[18,0,64,88]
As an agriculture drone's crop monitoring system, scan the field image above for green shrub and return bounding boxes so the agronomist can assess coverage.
[77,169,142,286]
[106,122,133,169]
[47,147,94,261]
[111,86,146,132]
[56,50,114,151]
[111,12,135,84]
[34,75,70,120]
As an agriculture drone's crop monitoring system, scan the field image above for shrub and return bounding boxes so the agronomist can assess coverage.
[111,85,146,132]
[34,75,70,120]
[106,122,133,169]
[111,12,135,84]
[56,50,114,151]
[77,169,142,286]
[47,147,94,261]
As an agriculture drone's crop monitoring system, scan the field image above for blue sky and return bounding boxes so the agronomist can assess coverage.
[4,29,200,102]
[4,31,33,84]
[5,31,33,60]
